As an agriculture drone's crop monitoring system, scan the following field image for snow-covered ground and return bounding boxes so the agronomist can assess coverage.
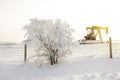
[1,41,120,80]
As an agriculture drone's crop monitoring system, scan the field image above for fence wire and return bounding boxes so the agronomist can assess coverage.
[0,41,120,64]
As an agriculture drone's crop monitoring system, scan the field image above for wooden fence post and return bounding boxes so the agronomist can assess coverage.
[109,37,112,58]
[24,44,27,62]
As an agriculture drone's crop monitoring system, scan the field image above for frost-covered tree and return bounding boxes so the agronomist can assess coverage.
[23,18,74,65]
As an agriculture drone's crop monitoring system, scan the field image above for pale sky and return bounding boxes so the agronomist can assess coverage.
[0,0,120,43]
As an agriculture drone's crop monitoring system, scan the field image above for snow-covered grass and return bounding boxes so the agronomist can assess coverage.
[0,42,120,80]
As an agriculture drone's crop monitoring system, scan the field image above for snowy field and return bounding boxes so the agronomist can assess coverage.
[1,41,120,80]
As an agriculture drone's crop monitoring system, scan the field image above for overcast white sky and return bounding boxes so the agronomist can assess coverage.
[0,0,120,43]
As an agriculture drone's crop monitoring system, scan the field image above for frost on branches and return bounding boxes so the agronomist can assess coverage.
[23,18,74,65]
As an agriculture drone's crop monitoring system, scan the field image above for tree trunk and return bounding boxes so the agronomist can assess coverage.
[50,51,58,65]
[53,54,56,64]
[50,55,57,65]
[50,56,53,65]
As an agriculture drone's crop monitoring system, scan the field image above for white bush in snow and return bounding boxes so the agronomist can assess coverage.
[23,18,74,65]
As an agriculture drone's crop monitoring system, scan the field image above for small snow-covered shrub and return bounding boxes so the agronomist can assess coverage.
[23,18,74,65]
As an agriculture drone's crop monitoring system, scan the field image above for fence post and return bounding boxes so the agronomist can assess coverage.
[24,44,27,62]
[109,37,112,58]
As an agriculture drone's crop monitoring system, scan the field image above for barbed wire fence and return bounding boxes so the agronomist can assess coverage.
[1,38,120,64]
